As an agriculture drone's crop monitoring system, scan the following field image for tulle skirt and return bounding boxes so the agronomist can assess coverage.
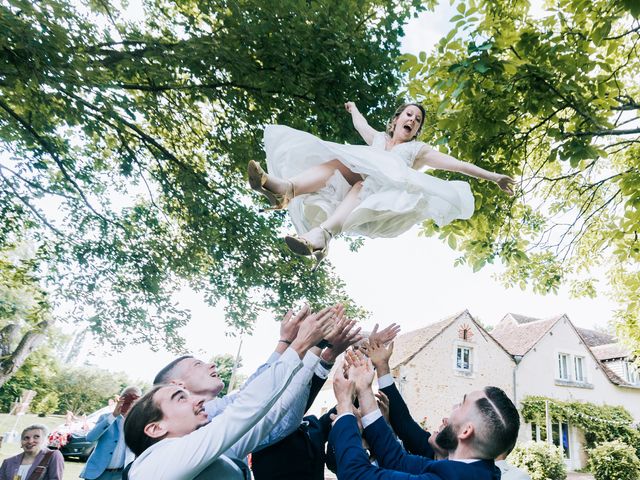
[264,125,474,238]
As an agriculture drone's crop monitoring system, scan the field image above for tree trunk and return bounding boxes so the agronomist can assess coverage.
[0,321,49,388]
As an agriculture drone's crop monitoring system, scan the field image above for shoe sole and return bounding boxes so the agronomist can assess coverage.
[285,236,314,256]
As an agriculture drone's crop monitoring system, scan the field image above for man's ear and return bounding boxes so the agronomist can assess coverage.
[143,421,168,439]
[458,422,474,440]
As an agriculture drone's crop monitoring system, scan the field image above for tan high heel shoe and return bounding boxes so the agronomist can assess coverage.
[285,226,333,271]
[247,160,294,211]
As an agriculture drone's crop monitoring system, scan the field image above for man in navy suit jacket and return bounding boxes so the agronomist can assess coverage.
[329,349,520,480]
[370,341,447,460]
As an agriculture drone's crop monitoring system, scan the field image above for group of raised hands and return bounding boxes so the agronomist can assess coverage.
[334,323,400,421]
[275,302,401,419]
[276,303,366,361]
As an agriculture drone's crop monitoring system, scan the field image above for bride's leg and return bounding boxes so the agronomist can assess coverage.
[264,159,361,196]
[302,181,363,249]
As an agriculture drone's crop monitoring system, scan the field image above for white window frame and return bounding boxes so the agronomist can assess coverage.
[456,345,472,372]
[558,353,570,380]
[574,355,586,382]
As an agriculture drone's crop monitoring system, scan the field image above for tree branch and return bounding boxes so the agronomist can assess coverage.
[0,98,118,227]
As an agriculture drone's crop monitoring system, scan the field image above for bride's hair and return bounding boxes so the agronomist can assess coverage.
[386,103,426,140]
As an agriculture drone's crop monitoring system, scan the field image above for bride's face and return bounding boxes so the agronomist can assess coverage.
[392,105,423,142]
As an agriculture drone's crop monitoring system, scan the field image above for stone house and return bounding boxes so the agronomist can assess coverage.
[308,310,640,472]
[308,310,515,433]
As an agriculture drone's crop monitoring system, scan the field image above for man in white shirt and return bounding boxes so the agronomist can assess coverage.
[152,305,360,454]
[123,307,334,479]
[80,386,141,480]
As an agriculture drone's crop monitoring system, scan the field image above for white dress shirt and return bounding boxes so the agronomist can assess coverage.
[128,347,303,480]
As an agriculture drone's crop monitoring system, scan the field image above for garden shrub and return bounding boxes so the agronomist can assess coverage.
[588,440,640,480]
[509,441,567,480]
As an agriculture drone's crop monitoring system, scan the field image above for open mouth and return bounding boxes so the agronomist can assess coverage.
[403,124,412,133]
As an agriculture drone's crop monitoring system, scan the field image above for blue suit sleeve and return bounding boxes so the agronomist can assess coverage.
[364,417,436,474]
[85,413,114,443]
[381,383,434,458]
[329,415,440,480]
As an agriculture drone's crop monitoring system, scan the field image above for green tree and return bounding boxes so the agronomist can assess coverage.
[51,365,132,415]
[0,348,58,412]
[210,353,245,397]
[0,249,52,388]
[0,0,425,353]
[403,0,640,357]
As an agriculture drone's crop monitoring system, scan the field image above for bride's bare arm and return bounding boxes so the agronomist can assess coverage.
[413,147,516,195]
[345,102,380,146]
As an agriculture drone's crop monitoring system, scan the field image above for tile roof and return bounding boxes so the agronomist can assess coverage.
[490,313,563,356]
[591,343,630,360]
[389,311,467,368]
[576,328,617,347]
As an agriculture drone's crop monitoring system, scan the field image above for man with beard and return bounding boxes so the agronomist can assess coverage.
[329,349,520,479]
[365,340,530,479]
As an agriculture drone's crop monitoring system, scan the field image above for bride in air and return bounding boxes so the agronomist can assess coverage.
[248,102,515,268]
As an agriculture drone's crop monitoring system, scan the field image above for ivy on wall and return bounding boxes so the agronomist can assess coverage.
[521,396,640,456]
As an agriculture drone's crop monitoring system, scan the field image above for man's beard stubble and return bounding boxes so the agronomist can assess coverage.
[435,423,458,452]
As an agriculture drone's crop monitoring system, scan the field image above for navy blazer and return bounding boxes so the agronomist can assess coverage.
[380,382,434,458]
[329,415,499,480]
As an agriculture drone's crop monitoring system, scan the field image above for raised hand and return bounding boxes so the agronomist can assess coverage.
[368,322,401,346]
[291,306,336,356]
[322,306,363,362]
[344,101,358,114]
[494,174,516,196]
[376,391,390,424]
[333,360,356,414]
[366,340,394,376]
[345,348,375,393]
[280,304,310,343]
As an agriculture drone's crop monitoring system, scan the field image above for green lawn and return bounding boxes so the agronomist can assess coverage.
[0,413,84,479]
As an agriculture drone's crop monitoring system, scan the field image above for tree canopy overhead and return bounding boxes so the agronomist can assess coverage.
[403,0,639,357]
[0,0,425,350]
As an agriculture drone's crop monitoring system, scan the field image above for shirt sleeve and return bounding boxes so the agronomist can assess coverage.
[204,352,282,419]
[129,347,302,480]
[236,350,320,454]
[377,373,394,389]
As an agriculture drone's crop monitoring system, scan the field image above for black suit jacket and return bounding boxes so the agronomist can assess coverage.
[381,381,435,459]
[251,374,333,480]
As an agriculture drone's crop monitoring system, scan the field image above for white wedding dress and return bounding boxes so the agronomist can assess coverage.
[264,125,474,238]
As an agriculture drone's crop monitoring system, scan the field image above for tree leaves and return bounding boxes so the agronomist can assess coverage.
[404,0,640,353]
[0,0,423,350]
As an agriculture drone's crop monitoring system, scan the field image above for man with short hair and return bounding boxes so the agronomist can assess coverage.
[80,386,141,480]
[330,350,520,479]
[124,308,334,479]
[153,306,359,450]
